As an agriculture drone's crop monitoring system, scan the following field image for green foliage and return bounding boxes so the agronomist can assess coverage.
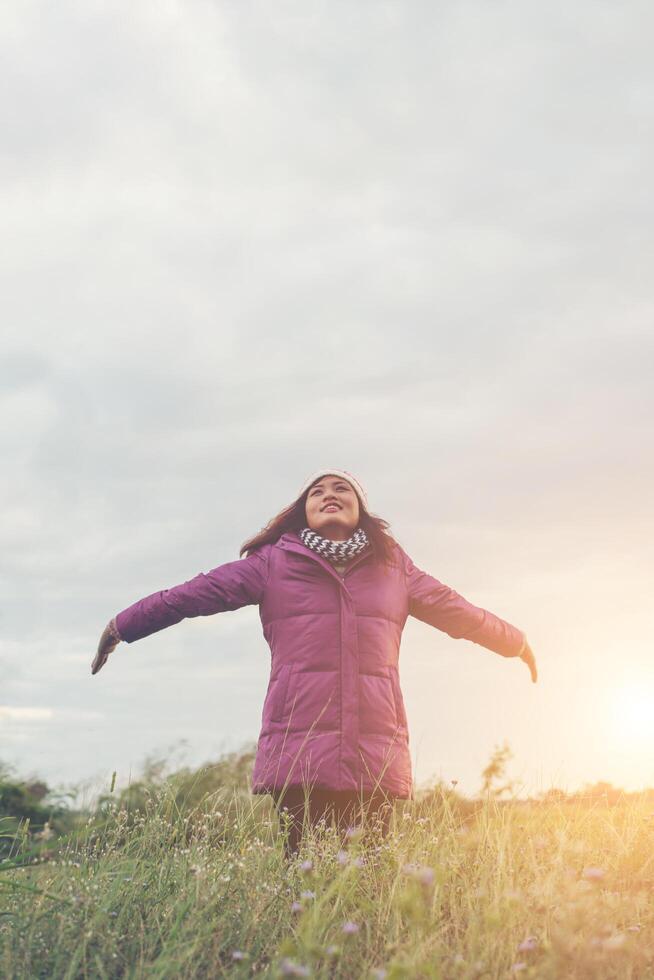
[0,763,77,857]
[96,744,257,818]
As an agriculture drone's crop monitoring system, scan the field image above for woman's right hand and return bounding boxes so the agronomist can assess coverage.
[91,622,121,675]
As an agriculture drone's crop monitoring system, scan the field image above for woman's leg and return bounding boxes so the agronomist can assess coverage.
[273,787,338,858]
[273,788,395,856]
[272,787,307,858]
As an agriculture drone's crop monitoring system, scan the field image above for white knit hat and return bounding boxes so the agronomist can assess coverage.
[298,469,368,510]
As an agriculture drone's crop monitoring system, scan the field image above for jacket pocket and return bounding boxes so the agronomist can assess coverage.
[270,663,293,724]
[389,669,408,729]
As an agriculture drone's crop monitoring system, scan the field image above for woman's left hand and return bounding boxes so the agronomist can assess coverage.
[519,640,538,684]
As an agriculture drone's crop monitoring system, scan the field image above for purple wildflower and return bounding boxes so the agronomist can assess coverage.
[402,863,435,887]
[417,866,435,887]
[342,921,359,935]
[280,959,311,977]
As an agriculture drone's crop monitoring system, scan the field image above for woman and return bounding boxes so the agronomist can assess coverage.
[92,469,537,855]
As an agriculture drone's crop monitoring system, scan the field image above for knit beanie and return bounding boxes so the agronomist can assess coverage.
[297,469,368,510]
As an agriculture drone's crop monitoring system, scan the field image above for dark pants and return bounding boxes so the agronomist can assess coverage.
[272,787,394,858]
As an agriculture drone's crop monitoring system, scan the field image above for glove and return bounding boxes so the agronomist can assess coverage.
[91,618,122,675]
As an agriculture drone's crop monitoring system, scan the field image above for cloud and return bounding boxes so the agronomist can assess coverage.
[0,706,104,723]
[1,0,652,793]
[0,706,54,722]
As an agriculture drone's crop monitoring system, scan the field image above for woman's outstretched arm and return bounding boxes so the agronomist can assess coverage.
[91,544,272,675]
[399,546,537,683]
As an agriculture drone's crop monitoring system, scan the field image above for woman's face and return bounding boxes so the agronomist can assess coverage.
[305,475,360,541]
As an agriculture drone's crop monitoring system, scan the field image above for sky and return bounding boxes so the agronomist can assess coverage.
[2,0,653,803]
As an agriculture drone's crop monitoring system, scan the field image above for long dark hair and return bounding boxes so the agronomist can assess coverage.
[239,488,398,567]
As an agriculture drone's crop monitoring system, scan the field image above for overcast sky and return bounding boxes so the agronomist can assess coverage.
[2,0,653,802]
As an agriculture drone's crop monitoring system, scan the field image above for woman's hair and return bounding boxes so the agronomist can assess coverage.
[239,489,398,566]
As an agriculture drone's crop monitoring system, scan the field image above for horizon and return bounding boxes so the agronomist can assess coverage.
[5,736,654,811]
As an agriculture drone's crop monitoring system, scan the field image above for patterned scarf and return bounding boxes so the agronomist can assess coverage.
[299,526,370,564]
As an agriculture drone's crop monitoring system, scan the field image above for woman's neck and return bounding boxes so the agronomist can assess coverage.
[316,525,353,542]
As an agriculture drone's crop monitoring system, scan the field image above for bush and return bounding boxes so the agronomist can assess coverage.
[0,762,77,856]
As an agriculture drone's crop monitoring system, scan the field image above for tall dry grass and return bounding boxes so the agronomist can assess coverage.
[2,752,654,978]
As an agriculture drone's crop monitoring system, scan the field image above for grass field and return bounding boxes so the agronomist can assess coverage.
[2,750,654,979]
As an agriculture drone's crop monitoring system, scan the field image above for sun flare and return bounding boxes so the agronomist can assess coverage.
[611,683,654,743]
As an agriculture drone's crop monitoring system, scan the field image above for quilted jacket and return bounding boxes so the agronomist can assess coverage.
[114,531,525,797]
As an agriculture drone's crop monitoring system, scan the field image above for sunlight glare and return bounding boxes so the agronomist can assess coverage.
[612,684,654,743]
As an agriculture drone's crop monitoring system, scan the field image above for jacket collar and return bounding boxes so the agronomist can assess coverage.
[276,530,375,586]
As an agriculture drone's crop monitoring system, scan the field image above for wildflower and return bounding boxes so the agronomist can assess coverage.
[291,901,303,914]
[300,890,315,900]
[342,920,359,935]
[336,850,349,866]
[37,822,53,841]
[402,863,435,888]
[232,950,246,961]
[582,866,605,881]
[325,945,340,957]
[300,859,313,873]
[416,866,434,887]
[351,855,365,869]
[451,779,458,788]
[371,970,388,979]
[345,825,362,841]
[279,959,311,977]
[517,936,538,953]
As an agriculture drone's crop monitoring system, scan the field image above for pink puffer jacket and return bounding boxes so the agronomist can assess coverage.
[115,531,525,797]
